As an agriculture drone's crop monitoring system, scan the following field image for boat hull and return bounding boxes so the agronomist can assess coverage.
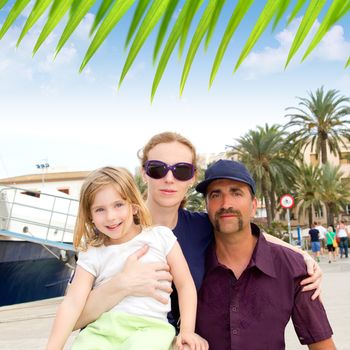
[0,240,75,306]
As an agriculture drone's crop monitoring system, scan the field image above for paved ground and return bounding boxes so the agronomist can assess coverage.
[285,254,350,349]
[0,254,349,349]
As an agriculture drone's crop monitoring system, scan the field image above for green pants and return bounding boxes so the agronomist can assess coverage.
[71,311,175,350]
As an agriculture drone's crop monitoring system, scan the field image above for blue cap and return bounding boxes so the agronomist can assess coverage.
[196,159,256,195]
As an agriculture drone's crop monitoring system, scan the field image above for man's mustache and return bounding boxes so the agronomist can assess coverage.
[215,208,242,218]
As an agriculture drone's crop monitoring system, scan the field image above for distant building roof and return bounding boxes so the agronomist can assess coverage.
[0,171,90,185]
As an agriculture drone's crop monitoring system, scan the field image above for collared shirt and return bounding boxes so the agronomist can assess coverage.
[196,223,333,350]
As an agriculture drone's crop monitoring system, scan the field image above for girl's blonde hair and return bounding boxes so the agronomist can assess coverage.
[74,166,152,250]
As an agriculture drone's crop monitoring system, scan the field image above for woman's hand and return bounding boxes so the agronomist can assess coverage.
[300,254,323,300]
[174,331,209,350]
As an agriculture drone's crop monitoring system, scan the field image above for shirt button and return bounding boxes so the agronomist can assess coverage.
[232,329,239,335]
[231,306,238,312]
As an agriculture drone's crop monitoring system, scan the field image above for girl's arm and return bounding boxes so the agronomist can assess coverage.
[46,265,94,350]
[74,245,172,330]
[167,241,208,350]
[263,232,322,300]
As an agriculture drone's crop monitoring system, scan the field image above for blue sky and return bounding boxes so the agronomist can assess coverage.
[1,1,350,178]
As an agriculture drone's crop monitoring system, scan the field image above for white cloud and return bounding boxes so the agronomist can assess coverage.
[240,18,350,79]
[0,8,95,88]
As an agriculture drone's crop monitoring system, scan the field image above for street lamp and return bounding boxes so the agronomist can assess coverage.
[36,162,50,186]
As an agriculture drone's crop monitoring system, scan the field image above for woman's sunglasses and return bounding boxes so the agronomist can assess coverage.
[144,160,195,181]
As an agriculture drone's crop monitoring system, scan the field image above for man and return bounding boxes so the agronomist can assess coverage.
[315,221,327,255]
[195,159,334,350]
[309,222,321,262]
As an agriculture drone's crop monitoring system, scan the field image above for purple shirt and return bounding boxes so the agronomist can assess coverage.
[196,224,333,350]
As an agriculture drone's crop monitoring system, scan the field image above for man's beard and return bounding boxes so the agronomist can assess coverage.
[214,208,243,232]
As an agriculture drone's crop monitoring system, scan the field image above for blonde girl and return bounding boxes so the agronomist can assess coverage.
[46,166,207,350]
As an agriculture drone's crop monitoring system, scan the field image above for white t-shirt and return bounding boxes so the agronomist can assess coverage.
[337,226,348,238]
[77,226,177,322]
[315,225,327,240]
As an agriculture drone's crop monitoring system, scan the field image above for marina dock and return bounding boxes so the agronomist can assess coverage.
[1,255,350,349]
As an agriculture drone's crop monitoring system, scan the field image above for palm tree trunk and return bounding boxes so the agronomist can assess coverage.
[262,179,272,227]
[269,188,276,220]
[308,206,313,228]
[320,135,328,164]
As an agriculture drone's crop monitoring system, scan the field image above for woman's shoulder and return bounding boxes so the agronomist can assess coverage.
[178,208,210,222]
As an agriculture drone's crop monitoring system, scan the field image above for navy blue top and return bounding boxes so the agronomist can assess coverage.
[309,228,320,242]
[173,208,213,289]
[169,208,213,327]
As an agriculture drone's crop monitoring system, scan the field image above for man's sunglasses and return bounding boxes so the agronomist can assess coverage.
[144,160,195,181]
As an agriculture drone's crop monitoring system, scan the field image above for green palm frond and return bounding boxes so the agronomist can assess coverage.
[55,0,96,56]
[285,0,327,68]
[0,0,31,40]
[1,1,350,97]
[33,0,74,55]
[16,0,53,47]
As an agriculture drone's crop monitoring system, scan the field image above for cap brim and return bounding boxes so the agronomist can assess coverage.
[196,176,254,194]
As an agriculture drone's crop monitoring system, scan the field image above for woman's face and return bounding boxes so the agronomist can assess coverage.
[143,141,195,210]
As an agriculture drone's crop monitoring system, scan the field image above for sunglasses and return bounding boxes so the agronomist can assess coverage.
[144,160,195,181]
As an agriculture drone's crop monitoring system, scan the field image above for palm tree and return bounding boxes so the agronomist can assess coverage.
[227,124,298,227]
[319,162,350,226]
[285,87,350,164]
[294,164,323,228]
[1,1,350,98]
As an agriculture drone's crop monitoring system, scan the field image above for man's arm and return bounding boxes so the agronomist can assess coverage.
[263,232,322,299]
[73,245,172,330]
[308,338,336,350]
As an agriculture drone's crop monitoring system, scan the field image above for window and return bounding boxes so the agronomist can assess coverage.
[340,152,350,165]
[346,204,350,215]
[310,153,319,166]
[57,187,70,195]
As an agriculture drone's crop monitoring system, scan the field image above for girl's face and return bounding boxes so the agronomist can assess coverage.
[143,141,195,210]
[90,184,140,245]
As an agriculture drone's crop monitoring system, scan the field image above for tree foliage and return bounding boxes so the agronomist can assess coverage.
[285,86,350,164]
[1,0,350,98]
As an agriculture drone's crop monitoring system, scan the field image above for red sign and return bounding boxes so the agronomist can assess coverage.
[280,194,294,209]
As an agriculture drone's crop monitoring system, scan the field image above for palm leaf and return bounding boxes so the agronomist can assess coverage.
[16,0,53,47]
[151,0,193,101]
[302,0,348,62]
[80,0,136,72]
[180,0,220,95]
[153,0,179,62]
[0,0,9,10]
[273,0,292,30]
[89,0,115,35]
[210,0,253,86]
[205,0,226,50]
[287,0,307,25]
[346,56,350,68]
[285,0,327,68]
[0,0,31,40]
[119,0,169,86]
[125,0,151,47]
[234,0,279,73]
[33,0,74,55]
[55,0,96,57]
[70,0,81,16]
[178,0,203,58]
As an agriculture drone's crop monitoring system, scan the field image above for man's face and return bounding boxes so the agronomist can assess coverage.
[206,179,257,236]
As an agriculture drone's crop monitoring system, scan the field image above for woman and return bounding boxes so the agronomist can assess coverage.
[74,132,322,333]
[336,220,349,258]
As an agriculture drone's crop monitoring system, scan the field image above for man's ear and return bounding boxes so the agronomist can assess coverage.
[250,197,258,218]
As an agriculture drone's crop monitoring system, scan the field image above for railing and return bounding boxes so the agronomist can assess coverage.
[0,185,78,251]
